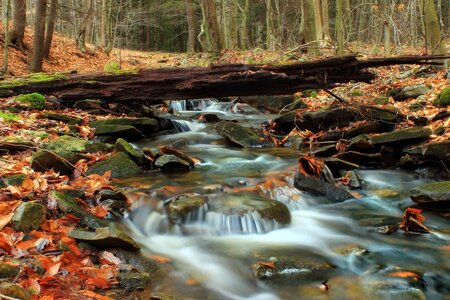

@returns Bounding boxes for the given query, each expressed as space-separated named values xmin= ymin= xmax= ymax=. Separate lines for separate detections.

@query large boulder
xmin=90 ymin=117 xmax=159 ymax=140
xmin=215 ymin=121 xmax=272 ymax=148
xmin=410 ymin=181 xmax=450 ymax=206
xmin=12 ymin=201 xmax=46 ymax=232
xmin=388 ymin=84 xmax=431 ymax=101
xmin=44 ymin=135 xmax=109 ymax=153
xmin=295 ymin=108 xmax=360 ymax=132
xmin=87 ymin=152 xmax=141 ymax=178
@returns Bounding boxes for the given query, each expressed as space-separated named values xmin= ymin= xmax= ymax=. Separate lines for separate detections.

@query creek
xmin=115 ymin=99 xmax=449 ymax=300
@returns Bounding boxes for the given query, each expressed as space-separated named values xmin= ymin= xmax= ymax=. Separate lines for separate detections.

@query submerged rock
xmin=215 ymin=121 xmax=272 ymax=148
xmin=12 ymin=201 xmax=46 ymax=232
xmin=410 ymin=181 xmax=450 ymax=206
xmin=167 ymin=195 xmax=208 ymax=224
xmin=87 ymin=152 xmax=141 ymax=178
xmin=294 ymin=172 xmax=353 ymax=202
xmin=69 ymin=227 xmax=140 ymax=250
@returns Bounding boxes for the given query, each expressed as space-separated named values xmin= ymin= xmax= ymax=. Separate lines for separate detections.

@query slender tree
xmin=2 ymin=0 xmax=11 ymax=73
xmin=335 ymin=0 xmax=344 ymax=55
xmin=185 ymin=0 xmax=196 ymax=52
xmin=422 ymin=0 xmax=446 ymax=54
xmin=30 ymin=0 xmax=47 ymax=73
xmin=301 ymin=0 xmax=318 ymax=55
xmin=44 ymin=0 xmax=58 ymax=58
xmin=200 ymin=0 xmax=222 ymax=50
xmin=10 ymin=0 xmax=25 ymax=49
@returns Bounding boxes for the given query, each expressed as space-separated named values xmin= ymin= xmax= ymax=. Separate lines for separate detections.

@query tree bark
xmin=3 ymin=54 xmax=448 ymax=103
xmin=422 ymin=0 xmax=446 ymax=54
xmin=201 ymin=0 xmax=222 ymax=51
xmin=185 ymin=0 xmax=196 ymax=52
xmin=335 ymin=0 xmax=344 ymax=55
xmin=10 ymin=0 xmax=25 ymax=49
xmin=43 ymin=0 xmax=58 ymax=59
xmin=30 ymin=0 xmax=47 ymax=73
xmin=77 ymin=0 xmax=94 ymax=52
xmin=302 ymin=0 xmax=318 ymax=55
xmin=2 ymin=0 xmax=11 ymax=73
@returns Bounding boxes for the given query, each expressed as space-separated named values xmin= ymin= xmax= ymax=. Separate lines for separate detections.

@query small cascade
xmin=169 ymin=99 xmax=219 ymax=112
xmin=205 ymin=211 xmax=281 ymax=235
xmin=171 ymin=119 xmax=206 ymax=132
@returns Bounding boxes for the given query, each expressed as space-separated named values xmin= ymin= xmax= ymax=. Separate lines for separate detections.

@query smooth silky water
xmin=116 ymin=99 xmax=449 ymax=300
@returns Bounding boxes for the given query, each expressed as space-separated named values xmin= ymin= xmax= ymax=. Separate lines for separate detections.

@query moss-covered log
xmin=0 ymin=54 xmax=448 ymax=102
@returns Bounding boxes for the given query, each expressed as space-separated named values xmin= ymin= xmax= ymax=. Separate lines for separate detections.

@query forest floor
xmin=0 ymin=26 xmax=449 ymax=300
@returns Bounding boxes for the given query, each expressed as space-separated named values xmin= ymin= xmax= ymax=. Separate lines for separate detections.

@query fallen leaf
xmin=79 ymin=290 xmax=114 ymax=300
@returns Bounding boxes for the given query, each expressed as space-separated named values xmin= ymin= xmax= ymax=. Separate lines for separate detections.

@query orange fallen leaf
xmin=79 ymin=290 xmax=114 ymax=300
xmin=148 ymin=255 xmax=171 ymax=264
xmin=388 ymin=271 xmax=421 ymax=279
xmin=85 ymin=277 xmax=110 ymax=289
xmin=0 ymin=200 xmax=21 ymax=230
xmin=91 ymin=205 xmax=109 ymax=218
xmin=255 ymin=262 xmax=276 ymax=269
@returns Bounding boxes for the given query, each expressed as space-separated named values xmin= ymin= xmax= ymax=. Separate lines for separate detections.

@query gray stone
xmin=30 ymin=150 xmax=85 ymax=175
xmin=44 ymin=135 xmax=109 ymax=153
xmin=118 ymin=272 xmax=150 ymax=290
xmin=12 ymin=201 xmax=46 ymax=232
xmin=239 ymin=95 xmax=306 ymax=113
xmin=410 ymin=181 xmax=450 ymax=205
xmin=115 ymin=138 xmax=145 ymax=165
xmin=335 ymin=151 xmax=382 ymax=166
xmin=271 ymin=111 xmax=297 ymax=133
xmin=87 ymin=152 xmax=141 ymax=178
xmin=370 ymin=127 xmax=432 ymax=145
xmin=0 ymin=174 xmax=26 ymax=188
xmin=294 ymin=172 xmax=354 ymax=202
xmin=388 ymin=84 xmax=431 ymax=101
xmin=108 ymin=248 xmax=158 ymax=274
xmin=159 ymin=146 xmax=195 ymax=167
xmin=39 ymin=113 xmax=83 ymax=125
xmin=295 ymin=108 xmax=360 ymax=132
xmin=168 ymin=195 xmax=208 ymax=224
xmin=372 ymin=96 xmax=390 ymax=105
xmin=347 ymin=135 xmax=376 ymax=153
xmin=93 ymin=124 xmax=144 ymax=139
xmin=154 ymin=154 xmax=191 ymax=171
xmin=69 ymin=227 xmax=140 ymax=250
xmin=215 ymin=121 xmax=272 ymax=148
xmin=90 ymin=117 xmax=158 ymax=136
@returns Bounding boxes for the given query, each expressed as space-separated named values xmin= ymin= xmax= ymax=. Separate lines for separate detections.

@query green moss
xmin=0 ymin=73 xmax=66 ymax=89
xmin=104 ymin=61 xmax=120 ymax=73
xmin=0 ymin=111 xmax=19 ymax=122
xmin=416 ymin=181 xmax=450 ymax=193
xmin=351 ymin=90 xmax=363 ymax=96
xmin=15 ymin=93 xmax=46 ymax=109
xmin=433 ymin=87 xmax=450 ymax=107
xmin=302 ymin=89 xmax=319 ymax=98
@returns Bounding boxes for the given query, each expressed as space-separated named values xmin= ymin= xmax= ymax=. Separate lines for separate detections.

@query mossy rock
xmin=302 ymin=89 xmax=319 ymax=97
xmin=115 ymin=138 xmax=145 ymax=165
xmin=51 ymin=191 xmax=110 ymax=229
xmin=12 ymin=201 xmax=46 ymax=232
xmin=39 ymin=113 xmax=83 ymax=125
xmin=31 ymin=150 xmax=84 ymax=175
xmin=44 ymin=135 xmax=109 ymax=153
xmin=215 ymin=121 xmax=272 ymax=148
xmin=0 ymin=283 xmax=32 ymax=300
xmin=0 ymin=263 xmax=20 ymax=279
xmin=168 ymin=195 xmax=207 ymax=224
xmin=372 ymin=96 xmax=390 ymax=105
xmin=370 ymin=127 xmax=432 ymax=145
xmin=0 ymin=136 xmax=35 ymax=152
xmin=365 ymin=106 xmax=398 ymax=122
xmin=434 ymin=87 xmax=450 ymax=107
xmin=69 ymin=227 xmax=140 ymax=250
xmin=0 ymin=174 xmax=26 ymax=188
xmin=295 ymin=108 xmax=360 ymax=132
xmin=93 ymin=124 xmax=144 ymax=140
xmin=73 ymin=99 xmax=107 ymax=109
xmin=118 ymin=272 xmax=150 ymax=290
xmin=90 ymin=117 xmax=158 ymax=132
xmin=387 ymin=84 xmax=431 ymax=101
xmin=15 ymin=93 xmax=46 ymax=109
xmin=154 ymin=154 xmax=191 ymax=171
xmin=87 ymin=152 xmax=141 ymax=178
xmin=410 ymin=181 xmax=450 ymax=205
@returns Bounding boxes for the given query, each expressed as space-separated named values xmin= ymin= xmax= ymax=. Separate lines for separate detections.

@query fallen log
xmin=0 ymin=54 xmax=448 ymax=102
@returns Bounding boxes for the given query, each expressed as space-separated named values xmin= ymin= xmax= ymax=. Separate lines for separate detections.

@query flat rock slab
xmin=69 ymin=227 xmax=140 ymax=250
xmin=215 ymin=121 xmax=272 ymax=148
xmin=87 ymin=152 xmax=141 ymax=178
xmin=370 ymin=127 xmax=431 ymax=145
xmin=410 ymin=181 xmax=450 ymax=206
xmin=294 ymin=172 xmax=353 ymax=202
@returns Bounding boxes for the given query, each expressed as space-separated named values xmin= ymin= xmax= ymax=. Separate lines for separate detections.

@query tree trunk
xmin=222 ymin=0 xmax=238 ymax=49
xmin=335 ymin=0 xmax=344 ymax=55
xmin=265 ymin=0 xmax=275 ymax=50
xmin=10 ymin=0 xmax=25 ymax=49
xmin=43 ymin=0 xmax=58 ymax=59
xmin=302 ymin=0 xmax=318 ymax=55
xmin=77 ymin=0 xmax=94 ymax=52
xmin=30 ymin=0 xmax=47 ymax=73
xmin=238 ymin=0 xmax=249 ymax=49
xmin=422 ymin=0 xmax=446 ymax=54
xmin=2 ymin=0 xmax=11 ymax=73
xmin=185 ymin=0 xmax=196 ymax=52
xmin=321 ymin=0 xmax=330 ymax=42
xmin=201 ymin=0 xmax=222 ymax=51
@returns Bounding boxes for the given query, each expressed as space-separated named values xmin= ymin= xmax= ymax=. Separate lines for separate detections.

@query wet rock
xmin=154 ymin=154 xmax=191 ymax=171
xmin=311 ymin=144 xmax=337 ymax=157
xmin=410 ymin=181 xmax=450 ymax=206
xmin=115 ymin=138 xmax=145 ymax=165
xmin=51 ymin=191 xmax=110 ymax=229
xmin=0 ymin=262 xmax=20 ymax=279
xmin=238 ymin=95 xmax=306 ymax=113
xmin=295 ymin=108 xmax=360 ymax=132
xmin=93 ymin=124 xmax=144 ymax=140
xmin=215 ymin=121 xmax=272 ymax=148
xmin=0 ymin=283 xmax=32 ymax=300
xmin=271 ymin=111 xmax=296 ymax=133
xmin=370 ymin=225 xmax=399 ymax=234
xmin=433 ymin=86 xmax=450 ymax=107
xmin=118 ymin=271 xmax=150 ymax=290
xmin=98 ymin=189 xmax=127 ymax=201
xmin=69 ymin=227 xmax=140 ymax=250
xmin=432 ymin=110 xmax=450 ymax=122
xmin=324 ymin=158 xmax=359 ymax=177
xmin=0 ymin=174 xmax=26 ymax=188
xmin=167 ymin=195 xmax=207 ymax=224
xmin=388 ymin=84 xmax=431 ymax=101
xmin=365 ymin=281 xmax=426 ymax=300
xmin=87 ymin=152 xmax=141 ymax=178
xmin=44 ymin=135 xmax=109 ymax=153
xmin=370 ymin=127 xmax=431 ymax=146
xmin=294 ymin=172 xmax=353 ymax=202
xmin=339 ymin=170 xmax=365 ymax=189
xmin=252 ymin=256 xmax=333 ymax=280
xmin=30 ymin=150 xmax=85 ymax=175
xmin=38 ymin=113 xmax=83 ymax=125
xmin=405 ymin=141 xmax=450 ymax=161
xmin=12 ymin=201 xmax=46 ymax=232
xmin=109 ymin=248 xmax=158 ymax=274
xmin=197 ymin=113 xmax=221 ymax=123
xmin=159 ymin=146 xmax=195 ymax=167
xmin=347 ymin=135 xmax=376 ymax=153
xmin=364 ymin=106 xmax=399 ymax=123
xmin=91 ymin=117 xmax=159 ymax=133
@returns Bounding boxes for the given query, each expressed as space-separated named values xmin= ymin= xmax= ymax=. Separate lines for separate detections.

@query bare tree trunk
xmin=30 ymin=0 xmax=47 ymax=73
xmin=321 ymin=0 xmax=330 ymax=42
xmin=43 ymin=0 xmax=58 ymax=59
xmin=265 ymin=0 xmax=275 ymax=50
xmin=10 ymin=0 xmax=25 ymax=49
xmin=185 ymin=0 xmax=196 ymax=52
xmin=2 ymin=0 xmax=11 ymax=73
xmin=201 ymin=0 xmax=222 ymax=50
xmin=335 ymin=0 xmax=344 ymax=55
xmin=238 ymin=0 xmax=249 ymax=49
xmin=422 ymin=0 xmax=446 ymax=54
xmin=222 ymin=0 xmax=238 ymax=49
xmin=77 ymin=0 xmax=94 ymax=52
xmin=302 ymin=0 xmax=318 ymax=55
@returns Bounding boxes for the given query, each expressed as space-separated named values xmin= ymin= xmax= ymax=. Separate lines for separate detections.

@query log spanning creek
xmin=112 ymin=99 xmax=449 ymax=300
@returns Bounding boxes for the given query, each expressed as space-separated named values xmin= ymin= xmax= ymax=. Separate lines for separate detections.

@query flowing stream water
xmin=116 ymin=99 xmax=449 ymax=300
